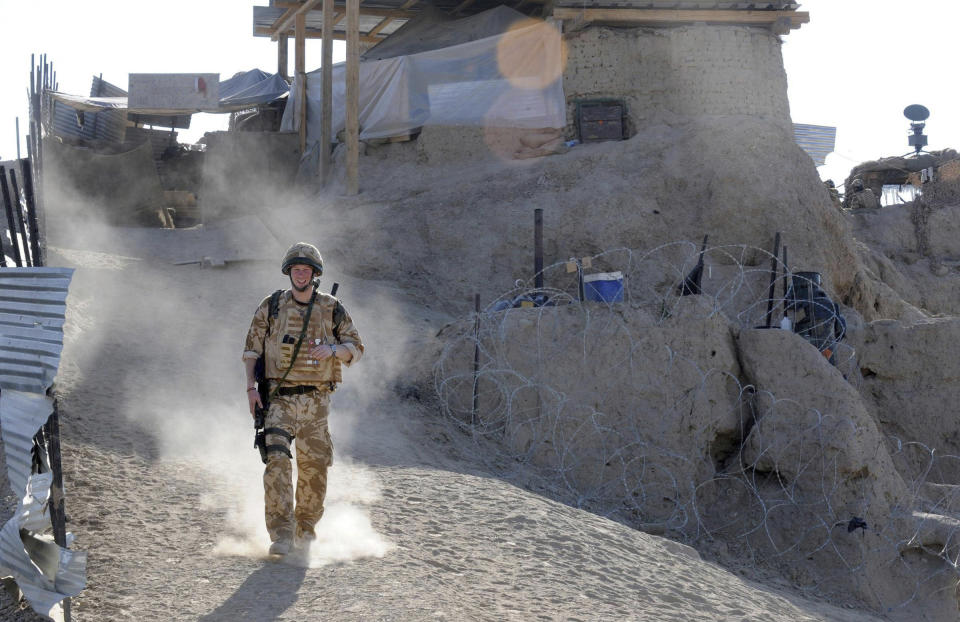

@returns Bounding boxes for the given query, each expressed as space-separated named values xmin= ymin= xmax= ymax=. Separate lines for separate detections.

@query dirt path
xmin=1 ymin=228 xmax=884 ymax=621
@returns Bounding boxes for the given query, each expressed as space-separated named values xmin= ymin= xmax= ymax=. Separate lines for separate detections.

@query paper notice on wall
xmin=128 ymin=73 xmax=220 ymax=111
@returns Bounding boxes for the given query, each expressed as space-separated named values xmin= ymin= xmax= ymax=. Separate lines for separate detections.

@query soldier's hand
xmin=310 ymin=344 xmax=335 ymax=360
xmin=247 ymin=389 xmax=262 ymax=417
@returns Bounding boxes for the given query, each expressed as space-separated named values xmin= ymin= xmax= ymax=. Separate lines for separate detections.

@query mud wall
xmin=563 ymin=24 xmax=792 ymax=137
xmin=42 ymin=138 xmax=165 ymax=225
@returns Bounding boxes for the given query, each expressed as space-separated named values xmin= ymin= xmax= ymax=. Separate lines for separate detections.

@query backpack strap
xmin=267 ymin=289 xmax=283 ymax=330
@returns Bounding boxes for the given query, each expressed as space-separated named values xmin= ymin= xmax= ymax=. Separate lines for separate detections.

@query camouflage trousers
xmin=263 ymin=391 xmax=333 ymax=542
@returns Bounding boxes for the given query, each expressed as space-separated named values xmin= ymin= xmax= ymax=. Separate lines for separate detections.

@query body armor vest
xmin=264 ymin=292 xmax=345 ymax=385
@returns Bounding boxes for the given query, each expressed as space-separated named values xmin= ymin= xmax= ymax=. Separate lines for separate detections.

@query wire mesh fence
xmin=434 ymin=241 xmax=959 ymax=613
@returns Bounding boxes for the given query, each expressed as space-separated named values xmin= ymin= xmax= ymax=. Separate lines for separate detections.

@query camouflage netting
xmin=435 ymin=242 xmax=960 ymax=618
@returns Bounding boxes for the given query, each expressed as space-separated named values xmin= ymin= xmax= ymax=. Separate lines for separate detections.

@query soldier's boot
xmin=269 ymin=538 xmax=293 ymax=556
xmin=295 ymin=522 xmax=317 ymax=548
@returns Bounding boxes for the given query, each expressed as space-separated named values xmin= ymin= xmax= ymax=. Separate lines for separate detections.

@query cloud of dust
xmin=45 ymin=132 xmax=430 ymax=565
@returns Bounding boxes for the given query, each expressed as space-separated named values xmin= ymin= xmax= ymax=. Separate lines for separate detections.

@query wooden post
xmin=1 ymin=166 xmax=23 ymax=267
xmin=472 ymin=293 xmax=481 ymax=426
xmin=763 ymin=232 xmax=782 ymax=328
xmin=295 ymin=13 xmax=307 ymax=154
xmin=91 ymin=74 xmax=103 ymax=139
xmin=278 ymin=35 xmax=289 ymax=81
xmin=781 ymin=245 xmax=789 ymax=301
xmin=44 ymin=399 xmax=71 ymax=621
xmin=345 ymin=0 xmax=360 ymax=195
xmin=29 ymin=54 xmax=45 ymax=242
xmin=15 ymin=117 xmax=21 ymax=160
xmin=20 ymin=159 xmax=43 ymax=267
xmin=0 ymin=174 xmax=6 ymax=266
xmin=534 ymin=209 xmax=543 ymax=289
xmin=8 ymin=168 xmax=31 ymax=266
xmin=320 ymin=0 xmax=334 ymax=184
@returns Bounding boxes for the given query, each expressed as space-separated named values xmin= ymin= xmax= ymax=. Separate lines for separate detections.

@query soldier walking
xmin=242 ymin=243 xmax=364 ymax=555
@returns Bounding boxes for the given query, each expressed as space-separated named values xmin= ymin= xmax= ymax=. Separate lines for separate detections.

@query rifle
xmin=678 ymin=235 xmax=708 ymax=296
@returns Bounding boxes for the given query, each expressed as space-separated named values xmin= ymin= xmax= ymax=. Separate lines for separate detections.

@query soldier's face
xmin=289 ymin=264 xmax=314 ymax=292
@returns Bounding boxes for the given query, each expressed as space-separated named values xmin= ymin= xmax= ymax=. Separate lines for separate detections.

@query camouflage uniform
xmin=243 ymin=290 xmax=363 ymax=542
xmin=847 ymin=188 xmax=880 ymax=210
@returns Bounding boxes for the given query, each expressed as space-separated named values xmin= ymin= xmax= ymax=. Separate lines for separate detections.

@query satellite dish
xmin=904 ymin=104 xmax=930 ymax=122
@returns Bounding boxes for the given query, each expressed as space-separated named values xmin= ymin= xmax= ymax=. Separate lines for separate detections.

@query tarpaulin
xmin=281 ymin=17 xmax=566 ymax=144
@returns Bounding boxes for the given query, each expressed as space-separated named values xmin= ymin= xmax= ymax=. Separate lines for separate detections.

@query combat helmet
xmin=281 ymin=242 xmax=324 ymax=276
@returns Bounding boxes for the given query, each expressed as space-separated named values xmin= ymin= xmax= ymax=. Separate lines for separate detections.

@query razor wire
xmin=434 ymin=241 xmax=960 ymax=616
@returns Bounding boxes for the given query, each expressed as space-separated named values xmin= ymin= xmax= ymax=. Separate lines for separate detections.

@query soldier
xmin=823 ymin=179 xmax=841 ymax=206
xmin=845 ymin=178 xmax=880 ymax=210
xmin=242 ymin=242 xmax=364 ymax=556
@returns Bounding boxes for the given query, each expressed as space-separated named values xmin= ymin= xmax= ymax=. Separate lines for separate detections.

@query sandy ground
xmin=0 ymin=224 xmax=886 ymax=621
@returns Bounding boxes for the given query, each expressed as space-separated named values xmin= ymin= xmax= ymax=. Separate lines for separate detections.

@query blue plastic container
xmin=584 ymin=271 xmax=624 ymax=302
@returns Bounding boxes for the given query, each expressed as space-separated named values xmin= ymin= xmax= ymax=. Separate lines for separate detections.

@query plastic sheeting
xmin=281 ymin=18 xmax=566 ymax=144
xmin=219 ymin=69 xmax=290 ymax=109
xmin=362 ymin=5 xmax=530 ymax=61
xmin=48 ymin=68 xmax=289 ymax=116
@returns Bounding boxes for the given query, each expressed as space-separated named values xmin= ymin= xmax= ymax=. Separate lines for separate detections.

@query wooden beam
xmin=320 ymin=0 xmax=334 ymax=184
xmin=271 ymin=0 xmax=323 ymax=41
xmin=346 ymin=0 xmax=359 ymax=195
xmin=270 ymin=5 xmax=299 ymax=40
xmin=296 ymin=12 xmax=307 ymax=153
xmin=278 ymin=35 xmax=289 ymax=81
xmin=367 ymin=17 xmax=394 ymax=37
xmin=368 ymin=0 xmax=418 ymax=36
xmin=452 ymin=0 xmax=477 ymax=16
xmin=276 ymin=2 xmax=416 ymax=19
xmin=257 ymin=25 xmax=384 ymax=43
xmin=345 ymin=7 xmax=416 ymax=18
xmin=551 ymin=9 xmax=809 ymax=30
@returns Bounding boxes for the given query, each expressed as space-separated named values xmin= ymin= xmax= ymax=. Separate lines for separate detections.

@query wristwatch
xmin=331 ymin=344 xmax=337 ymax=356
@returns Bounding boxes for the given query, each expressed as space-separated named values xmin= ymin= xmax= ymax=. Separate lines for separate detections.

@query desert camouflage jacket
xmin=243 ymin=290 xmax=363 ymax=386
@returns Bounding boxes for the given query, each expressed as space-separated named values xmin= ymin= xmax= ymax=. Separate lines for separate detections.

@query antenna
xmin=904 ymin=104 xmax=930 ymax=154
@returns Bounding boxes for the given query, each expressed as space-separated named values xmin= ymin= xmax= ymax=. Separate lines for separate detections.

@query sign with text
xmin=128 ymin=73 xmax=220 ymax=110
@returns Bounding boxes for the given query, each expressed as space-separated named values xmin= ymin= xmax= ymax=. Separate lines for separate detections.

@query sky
xmin=782 ymin=0 xmax=960 ymax=183
xmin=0 ymin=0 xmax=957 ymax=184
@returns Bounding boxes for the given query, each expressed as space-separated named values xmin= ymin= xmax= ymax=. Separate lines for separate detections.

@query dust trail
xmin=42 ymin=146 xmax=429 ymax=567
xmin=209 ymin=461 xmax=393 ymax=567
xmin=135 ymin=273 xmax=419 ymax=564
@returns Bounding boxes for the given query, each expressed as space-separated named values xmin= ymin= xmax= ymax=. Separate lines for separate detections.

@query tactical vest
xmin=264 ymin=291 xmax=347 ymax=385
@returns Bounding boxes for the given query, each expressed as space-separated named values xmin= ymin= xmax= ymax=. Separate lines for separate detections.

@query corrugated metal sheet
xmin=125 ymin=126 xmax=178 ymax=161
xmin=88 ymin=76 xmax=129 ymax=143
xmin=794 ymin=123 xmax=836 ymax=166
xmin=50 ymin=76 xmax=127 ymax=144
xmin=0 ymin=267 xmax=73 ymax=394
xmin=0 ymin=390 xmax=52 ymax=496
xmin=0 ymin=268 xmax=84 ymax=619
xmin=0 ymin=391 xmax=87 ymax=620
